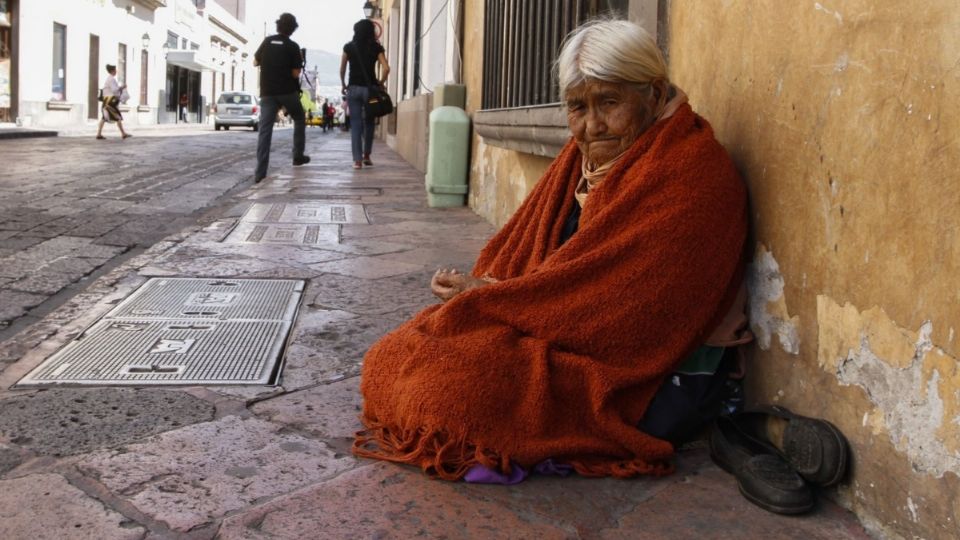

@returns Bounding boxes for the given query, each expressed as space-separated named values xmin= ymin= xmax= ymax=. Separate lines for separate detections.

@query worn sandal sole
xmin=784 ymin=418 xmax=849 ymax=487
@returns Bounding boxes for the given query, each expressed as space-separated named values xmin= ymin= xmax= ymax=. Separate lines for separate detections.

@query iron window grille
xmin=482 ymin=0 xmax=628 ymax=110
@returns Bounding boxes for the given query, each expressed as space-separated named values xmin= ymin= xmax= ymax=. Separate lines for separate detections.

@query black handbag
xmin=351 ymin=43 xmax=393 ymax=118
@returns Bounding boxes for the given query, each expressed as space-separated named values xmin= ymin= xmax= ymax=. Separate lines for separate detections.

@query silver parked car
xmin=214 ymin=91 xmax=259 ymax=131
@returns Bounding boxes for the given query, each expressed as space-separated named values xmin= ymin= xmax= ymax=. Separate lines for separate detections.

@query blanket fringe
xmin=353 ymin=417 xmax=511 ymax=481
xmin=354 ymin=417 xmax=676 ymax=481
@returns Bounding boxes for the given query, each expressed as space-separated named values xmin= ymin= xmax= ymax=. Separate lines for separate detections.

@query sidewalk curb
xmin=0 ymin=128 xmax=58 ymax=140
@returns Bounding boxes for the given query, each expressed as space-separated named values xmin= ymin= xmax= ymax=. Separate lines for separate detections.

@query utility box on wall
xmin=425 ymin=105 xmax=470 ymax=208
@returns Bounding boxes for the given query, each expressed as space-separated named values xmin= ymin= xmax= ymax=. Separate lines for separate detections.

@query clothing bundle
xmin=355 ymin=104 xmax=748 ymax=480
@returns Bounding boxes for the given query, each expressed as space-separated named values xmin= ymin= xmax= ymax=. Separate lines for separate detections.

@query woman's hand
xmin=431 ymin=268 xmax=490 ymax=302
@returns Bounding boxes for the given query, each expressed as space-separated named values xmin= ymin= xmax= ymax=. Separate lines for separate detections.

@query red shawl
xmin=354 ymin=104 xmax=747 ymax=479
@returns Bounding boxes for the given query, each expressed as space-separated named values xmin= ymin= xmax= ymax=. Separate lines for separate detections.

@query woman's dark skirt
xmin=102 ymin=96 xmax=123 ymax=123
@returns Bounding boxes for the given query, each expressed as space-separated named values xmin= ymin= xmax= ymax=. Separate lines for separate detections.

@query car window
xmin=218 ymin=94 xmax=253 ymax=105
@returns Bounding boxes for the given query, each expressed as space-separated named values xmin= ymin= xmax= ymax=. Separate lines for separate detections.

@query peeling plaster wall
xmin=667 ymin=1 xmax=960 ymax=537
xmin=468 ymin=141 xmax=555 ymax=227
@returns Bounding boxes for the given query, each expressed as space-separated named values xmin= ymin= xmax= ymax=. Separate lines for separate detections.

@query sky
xmin=248 ymin=0 xmax=364 ymax=54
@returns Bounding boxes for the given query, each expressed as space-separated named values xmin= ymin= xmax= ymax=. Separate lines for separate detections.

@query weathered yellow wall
xmin=667 ymin=1 xmax=960 ymax=537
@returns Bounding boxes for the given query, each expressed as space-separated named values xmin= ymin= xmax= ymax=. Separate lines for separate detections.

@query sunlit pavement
xmin=0 ymin=133 xmax=869 ymax=538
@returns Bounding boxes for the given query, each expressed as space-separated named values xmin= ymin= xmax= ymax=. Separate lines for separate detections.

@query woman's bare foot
xmin=431 ymin=267 xmax=489 ymax=301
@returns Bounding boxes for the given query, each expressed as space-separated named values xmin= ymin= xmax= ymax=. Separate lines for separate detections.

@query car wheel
xmin=214 ymin=124 xmax=220 ymax=131
xmin=224 ymin=126 xmax=230 ymax=131
xmin=252 ymin=123 xmax=259 ymax=132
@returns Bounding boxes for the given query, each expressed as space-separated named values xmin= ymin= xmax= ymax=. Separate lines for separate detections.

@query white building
xmin=1 ymin=0 xmax=262 ymax=128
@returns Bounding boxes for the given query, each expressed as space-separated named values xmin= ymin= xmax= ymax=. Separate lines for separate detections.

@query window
xmin=118 ymin=43 xmax=127 ymax=84
xmin=166 ymin=31 xmax=178 ymax=50
xmin=241 ymin=70 xmax=245 ymax=91
xmin=482 ymin=0 xmax=629 ymax=109
xmin=51 ymin=23 xmax=67 ymax=101
xmin=218 ymin=93 xmax=252 ymax=105
xmin=140 ymin=49 xmax=148 ymax=105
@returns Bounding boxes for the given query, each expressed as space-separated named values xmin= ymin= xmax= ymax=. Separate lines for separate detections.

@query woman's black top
xmin=558 ymin=203 xmax=582 ymax=246
xmin=343 ymin=41 xmax=385 ymax=87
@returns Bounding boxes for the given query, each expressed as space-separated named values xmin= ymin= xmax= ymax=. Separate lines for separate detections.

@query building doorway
xmin=87 ymin=34 xmax=99 ymax=120
xmin=164 ymin=64 xmax=201 ymax=123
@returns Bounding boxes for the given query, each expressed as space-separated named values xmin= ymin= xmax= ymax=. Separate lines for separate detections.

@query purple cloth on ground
xmin=463 ymin=459 xmax=574 ymax=484
xmin=533 ymin=458 xmax=574 ymax=477
xmin=464 ymin=462 xmax=528 ymax=484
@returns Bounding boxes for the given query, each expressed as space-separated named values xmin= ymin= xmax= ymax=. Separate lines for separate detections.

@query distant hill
xmin=304 ymin=49 xmax=342 ymax=86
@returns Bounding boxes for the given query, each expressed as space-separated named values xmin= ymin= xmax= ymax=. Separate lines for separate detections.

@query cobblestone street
xmin=0 ymin=126 xmax=295 ymax=340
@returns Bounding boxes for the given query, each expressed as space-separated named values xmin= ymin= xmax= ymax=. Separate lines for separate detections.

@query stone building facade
xmin=4 ymin=0 xmax=261 ymax=128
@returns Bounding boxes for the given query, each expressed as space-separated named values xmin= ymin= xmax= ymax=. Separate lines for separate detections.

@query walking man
xmin=253 ymin=12 xmax=310 ymax=182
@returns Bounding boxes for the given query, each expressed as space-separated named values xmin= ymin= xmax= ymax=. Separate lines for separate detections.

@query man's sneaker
xmin=293 ymin=155 xmax=311 ymax=166
xmin=352 ymin=161 xmax=362 ymax=170
xmin=362 ymin=157 xmax=373 ymax=167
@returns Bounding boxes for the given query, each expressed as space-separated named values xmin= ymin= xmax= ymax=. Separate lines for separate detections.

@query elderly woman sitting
xmin=355 ymin=20 xmax=749 ymax=482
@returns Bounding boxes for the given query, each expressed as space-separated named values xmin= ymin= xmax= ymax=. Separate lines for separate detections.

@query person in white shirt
xmin=96 ymin=64 xmax=131 ymax=140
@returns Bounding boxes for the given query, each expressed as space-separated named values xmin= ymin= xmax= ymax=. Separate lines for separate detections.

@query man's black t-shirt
xmin=255 ymin=34 xmax=303 ymax=97
xmin=343 ymin=41 xmax=385 ymax=87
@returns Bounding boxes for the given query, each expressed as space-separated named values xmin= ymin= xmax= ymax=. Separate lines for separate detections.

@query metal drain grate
xmin=222 ymin=222 xmax=340 ymax=245
xmin=241 ymin=202 xmax=370 ymax=224
xmin=16 ymin=278 xmax=305 ymax=387
xmin=108 ymin=278 xmax=303 ymax=321
xmin=17 ymin=319 xmax=289 ymax=385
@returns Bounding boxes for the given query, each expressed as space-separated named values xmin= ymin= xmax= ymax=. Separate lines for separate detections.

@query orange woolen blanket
xmin=354 ymin=104 xmax=747 ymax=480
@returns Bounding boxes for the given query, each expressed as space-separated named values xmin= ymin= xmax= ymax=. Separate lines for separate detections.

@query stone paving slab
xmin=280 ymin=309 xmax=402 ymax=388
xmin=217 ymin=463 xmax=576 ymax=539
xmin=310 ymin=255 xmax=425 ymax=279
xmin=0 ymin=388 xmax=215 ymax=457
xmin=6 ymin=272 xmax=81 ymax=295
xmin=250 ymin=377 xmax=363 ymax=440
xmin=0 ymin=474 xmax=146 ymax=539
xmin=0 ymin=290 xmax=46 ymax=320
xmin=77 ymin=416 xmax=353 ymax=532
xmin=305 ymin=271 xmax=435 ymax=316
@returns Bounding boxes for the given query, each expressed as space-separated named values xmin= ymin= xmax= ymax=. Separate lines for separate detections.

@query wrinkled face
xmin=565 ymin=80 xmax=660 ymax=166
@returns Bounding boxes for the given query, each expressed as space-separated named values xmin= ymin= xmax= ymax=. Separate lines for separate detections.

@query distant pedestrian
xmin=322 ymin=99 xmax=335 ymax=132
xmin=340 ymin=19 xmax=391 ymax=169
xmin=253 ymin=12 xmax=310 ymax=182
xmin=96 ymin=64 xmax=131 ymax=140
xmin=179 ymin=93 xmax=189 ymax=122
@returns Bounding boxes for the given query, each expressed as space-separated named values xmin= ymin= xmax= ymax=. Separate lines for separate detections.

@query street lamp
xmin=362 ymin=1 xmax=379 ymax=19
xmin=141 ymin=33 xmax=151 ymax=49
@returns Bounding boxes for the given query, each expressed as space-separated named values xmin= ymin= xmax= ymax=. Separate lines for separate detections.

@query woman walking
xmin=96 ymin=64 xmax=131 ymax=140
xmin=340 ymin=19 xmax=390 ymax=169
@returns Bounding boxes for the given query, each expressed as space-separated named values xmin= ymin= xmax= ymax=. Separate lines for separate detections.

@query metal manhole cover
xmin=17 ymin=319 xmax=290 ymax=386
xmin=241 ymin=202 xmax=369 ymax=224
xmin=223 ymin=222 xmax=340 ymax=245
xmin=108 ymin=278 xmax=304 ymax=321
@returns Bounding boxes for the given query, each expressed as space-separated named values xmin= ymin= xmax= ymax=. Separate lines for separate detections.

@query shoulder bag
xmin=351 ymin=43 xmax=394 ymax=118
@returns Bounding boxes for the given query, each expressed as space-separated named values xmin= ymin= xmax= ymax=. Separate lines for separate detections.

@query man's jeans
xmin=255 ymin=92 xmax=306 ymax=179
xmin=346 ymin=85 xmax=376 ymax=162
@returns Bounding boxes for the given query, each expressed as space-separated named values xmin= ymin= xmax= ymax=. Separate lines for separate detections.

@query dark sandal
xmin=710 ymin=416 xmax=814 ymax=515
xmin=732 ymin=406 xmax=849 ymax=487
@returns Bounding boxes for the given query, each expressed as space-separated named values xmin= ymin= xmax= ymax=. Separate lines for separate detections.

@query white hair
xmin=555 ymin=19 xmax=668 ymax=98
